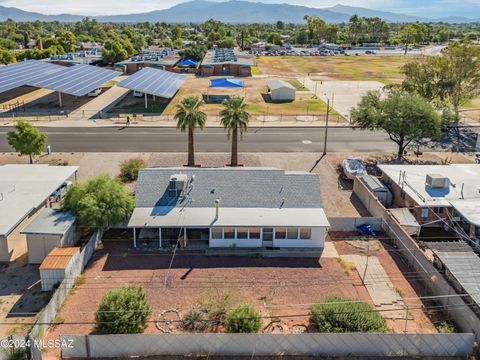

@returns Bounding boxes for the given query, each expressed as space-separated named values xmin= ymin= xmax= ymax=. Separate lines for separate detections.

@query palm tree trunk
xmin=188 ymin=126 xmax=195 ymax=166
xmin=231 ymin=126 xmax=238 ymax=167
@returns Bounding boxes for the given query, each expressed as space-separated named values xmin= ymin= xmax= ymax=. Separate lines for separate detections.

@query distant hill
xmin=0 ymin=0 xmax=478 ymax=23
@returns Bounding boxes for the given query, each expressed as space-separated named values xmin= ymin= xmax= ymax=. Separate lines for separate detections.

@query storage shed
xmin=22 ymin=209 xmax=76 ymax=264
xmin=361 ymin=174 xmax=392 ymax=207
xmin=267 ymin=80 xmax=296 ymax=101
xmin=40 ymin=247 xmax=80 ymax=291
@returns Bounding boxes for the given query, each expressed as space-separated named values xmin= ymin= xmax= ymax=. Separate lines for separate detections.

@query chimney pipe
xmin=215 ymin=198 xmax=220 ymax=219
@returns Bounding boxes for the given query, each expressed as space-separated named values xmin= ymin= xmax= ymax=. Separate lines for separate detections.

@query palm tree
xmin=220 ymin=96 xmax=251 ymax=167
xmin=175 ymin=96 xmax=207 ymax=167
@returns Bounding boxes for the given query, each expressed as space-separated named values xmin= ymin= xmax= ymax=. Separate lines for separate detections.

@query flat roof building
xmin=128 ymin=167 xmax=329 ymax=255
xmin=200 ymin=48 xmax=254 ymax=77
xmin=116 ymin=48 xmax=181 ymax=74
xmin=378 ymin=164 xmax=480 ymax=248
xmin=0 ymin=164 xmax=78 ymax=262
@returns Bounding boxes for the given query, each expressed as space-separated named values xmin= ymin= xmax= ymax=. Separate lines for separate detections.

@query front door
xmin=262 ymin=228 xmax=273 ymax=248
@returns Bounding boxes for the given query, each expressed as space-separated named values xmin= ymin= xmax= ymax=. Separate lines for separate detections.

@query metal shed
xmin=39 ymin=247 xmax=80 ymax=291
xmin=22 ymin=208 xmax=76 ymax=264
xmin=267 ymin=80 xmax=296 ymax=101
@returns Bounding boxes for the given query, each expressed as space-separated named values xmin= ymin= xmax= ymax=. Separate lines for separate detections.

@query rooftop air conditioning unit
xmin=426 ymin=174 xmax=450 ymax=189
xmin=169 ymin=174 xmax=188 ymax=196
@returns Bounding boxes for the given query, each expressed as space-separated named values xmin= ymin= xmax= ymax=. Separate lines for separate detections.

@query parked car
xmin=87 ymin=88 xmax=102 ymax=97
xmin=51 ymin=180 xmax=73 ymax=201
xmin=133 ymin=90 xmax=144 ymax=98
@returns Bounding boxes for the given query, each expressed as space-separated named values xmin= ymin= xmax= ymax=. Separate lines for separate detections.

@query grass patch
xmin=287 ymin=79 xmax=308 ymax=90
xmin=338 ymin=257 xmax=356 ymax=275
xmin=251 ymin=66 xmax=262 ymax=75
xmin=105 ymin=80 xmax=118 ymax=87
xmin=109 ymin=101 xmax=169 ymax=114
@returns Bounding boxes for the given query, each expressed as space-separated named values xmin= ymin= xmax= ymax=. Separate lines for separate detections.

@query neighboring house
xmin=378 ymin=164 xmax=480 ymax=247
xmin=128 ymin=168 xmax=329 ymax=254
xmin=0 ymin=165 xmax=79 ymax=262
xmin=267 ymin=80 xmax=296 ymax=101
xmin=21 ymin=208 xmax=77 ymax=264
xmin=200 ymin=48 xmax=254 ymax=77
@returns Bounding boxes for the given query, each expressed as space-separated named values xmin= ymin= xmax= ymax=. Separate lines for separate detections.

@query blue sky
xmin=1 ymin=0 xmax=479 ymax=18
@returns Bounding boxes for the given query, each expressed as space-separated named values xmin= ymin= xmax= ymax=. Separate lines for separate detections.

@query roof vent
xmin=426 ymin=174 xmax=449 ymax=189
xmin=169 ymin=174 xmax=188 ymax=197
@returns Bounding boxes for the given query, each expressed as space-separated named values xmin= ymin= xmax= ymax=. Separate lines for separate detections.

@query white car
xmin=133 ymin=90 xmax=144 ymax=98
xmin=51 ymin=181 xmax=73 ymax=201
xmin=87 ymin=88 xmax=102 ymax=97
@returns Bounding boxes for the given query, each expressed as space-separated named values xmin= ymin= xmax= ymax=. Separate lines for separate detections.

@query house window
xmin=287 ymin=228 xmax=299 ymax=239
xmin=224 ymin=228 xmax=235 ymax=239
xmin=263 ymin=228 xmax=273 ymax=241
xmin=420 ymin=208 xmax=429 ymax=219
xmin=275 ymin=228 xmax=287 ymax=239
xmin=249 ymin=228 xmax=261 ymax=239
xmin=237 ymin=228 xmax=248 ymax=239
xmin=211 ymin=228 xmax=223 ymax=239
xmin=299 ymin=228 xmax=312 ymax=239
xmin=432 ymin=207 xmax=444 ymax=214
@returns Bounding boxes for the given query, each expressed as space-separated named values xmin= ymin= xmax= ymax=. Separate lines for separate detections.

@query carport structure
xmin=117 ymin=67 xmax=186 ymax=108
xmin=27 ymin=63 xmax=119 ymax=107
xmin=0 ymin=60 xmax=119 ymax=107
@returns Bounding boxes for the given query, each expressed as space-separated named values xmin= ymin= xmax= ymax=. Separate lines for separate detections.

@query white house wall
xmin=27 ymin=234 xmax=63 ymax=264
xmin=209 ymin=238 xmax=262 ymax=248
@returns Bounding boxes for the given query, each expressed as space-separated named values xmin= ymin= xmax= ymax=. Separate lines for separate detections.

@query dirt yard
xmin=160 ymin=77 xmax=333 ymax=116
xmin=256 ymin=56 xmax=410 ymax=84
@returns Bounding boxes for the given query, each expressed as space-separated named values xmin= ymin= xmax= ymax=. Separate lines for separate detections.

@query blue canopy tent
xmin=177 ymin=59 xmax=197 ymax=67
xmin=207 ymin=78 xmax=245 ymax=102
xmin=210 ymin=78 xmax=244 ymax=88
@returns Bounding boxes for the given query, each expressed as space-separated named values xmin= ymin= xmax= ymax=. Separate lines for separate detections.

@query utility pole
xmin=323 ymin=96 xmax=330 ymax=155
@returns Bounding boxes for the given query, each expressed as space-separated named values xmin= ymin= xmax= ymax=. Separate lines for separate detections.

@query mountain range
xmin=0 ymin=0 xmax=478 ymax=23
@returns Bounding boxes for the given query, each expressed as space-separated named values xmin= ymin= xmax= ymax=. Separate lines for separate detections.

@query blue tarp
xmin=178 ymin=59 xmax=197 ymax=67
xmin=210 ymin=78 xmax=244 ymax=88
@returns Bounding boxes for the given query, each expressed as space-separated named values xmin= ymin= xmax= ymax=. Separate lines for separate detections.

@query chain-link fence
xmin=60 ymin=333 xmax=474 ymax=358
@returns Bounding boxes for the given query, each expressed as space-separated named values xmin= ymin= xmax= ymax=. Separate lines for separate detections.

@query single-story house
xmin=378 ymin=164 xmax=480 ymax=247
xmin=267 ymin=80 xmax=296 ymax=101
xmin=128 ymin=168 xmax=329 ymax=254
xmin=0 ymin=165 xmax=79 ymax=262
xmin=22 ymin=208 xmax=77 ymax=264
xmin=200 ymin=48 xmax=254 ymax=77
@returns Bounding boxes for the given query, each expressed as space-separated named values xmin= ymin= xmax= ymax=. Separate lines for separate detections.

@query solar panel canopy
xmin=28 ymin=63 xmax=119 ymax=96
xmin=117 ymin=67 xmax=186 ymax=99
xmin=0 ymin=60 xmax=63 ymax=94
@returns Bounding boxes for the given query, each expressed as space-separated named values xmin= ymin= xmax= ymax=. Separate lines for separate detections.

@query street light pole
xmin=323 ymin=96 xmax=330 ymax=155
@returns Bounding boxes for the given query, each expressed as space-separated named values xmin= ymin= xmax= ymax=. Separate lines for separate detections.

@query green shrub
xmin=95 ymin=287 xmax=151 ymax=334
xmin=310 ymin=296 xmax=387 ymax=333
xmin=119 ymin=158 xmax=145 ymax=182
xmin=225 ymin=304 xmax=261 ymax=333
xmin=4 ymin=346 xmax=25 ymax=360
xmin=181 ymin=309 xmax=209 ymax=332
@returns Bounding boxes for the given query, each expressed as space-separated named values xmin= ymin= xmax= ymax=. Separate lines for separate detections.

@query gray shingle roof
xmin=135 ymin=167 xmax=323 ymax=209
xmin=21 ymin=208 xmax=75 ymax=236
xmin=267 ymin=79 xmax=295 ymax=91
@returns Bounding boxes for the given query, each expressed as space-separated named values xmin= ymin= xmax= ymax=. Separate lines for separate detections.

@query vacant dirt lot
xmin=256 ymin=56 xmax=410 ymax=84
xmin=162 ymin=77 xmax=333 ymax=116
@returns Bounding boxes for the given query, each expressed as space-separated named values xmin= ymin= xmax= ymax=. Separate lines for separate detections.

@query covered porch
xmin=132 ymin=227 xmax=210 ymax=250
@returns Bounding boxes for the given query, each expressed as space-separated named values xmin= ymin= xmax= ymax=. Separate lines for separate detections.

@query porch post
xmin=133 ymin=227 xmax=136 ymax=248
xmin=159 ymin=227 xmax=162 ymax=249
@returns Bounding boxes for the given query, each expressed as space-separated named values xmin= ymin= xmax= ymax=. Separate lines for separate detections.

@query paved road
xmin=0 ymin=127 xmax=400 ymax=153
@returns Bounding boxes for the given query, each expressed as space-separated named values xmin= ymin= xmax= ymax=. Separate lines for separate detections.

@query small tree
xmin=310 ymin=296 xmax=387 ymax=333
xmin=62 ymin=175 xmax=134 ymax=229
xmin=225 ymin=304 xmax=261 ymax=333
xmin=119 ymin=158 xmax=145 ymax=182
xmin=351 ymin=89 xmax=441 ymax=158
xmin=95 ymin=287 xmax=151 ymax=334
xmin=7 ymin=121 xmax=47 ymax=164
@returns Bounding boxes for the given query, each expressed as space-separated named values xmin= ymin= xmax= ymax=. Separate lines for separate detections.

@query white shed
xmin=22 ymin=209 xmax=76 ymax=264
xmin=40 ymin=247 xmax=80 ymax=291
xmin=267 ymin=80 xmax=296 ymax=101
